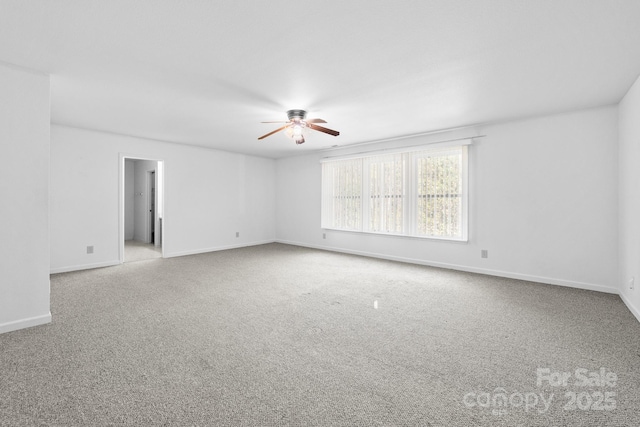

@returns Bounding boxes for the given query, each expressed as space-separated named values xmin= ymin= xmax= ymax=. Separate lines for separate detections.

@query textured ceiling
xmin=1 ymin=0 xmax=640 ymax=158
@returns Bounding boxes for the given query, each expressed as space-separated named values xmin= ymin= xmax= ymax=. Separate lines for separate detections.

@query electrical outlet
xmin=481 ymin=249 xmax=488 ymax=259
xmin=630 ymin=277 xmax=635 ymax=290
xmin=323 ymin=233 xmax=326 ymax=239
xmin=86 ymin=245 xmax=94 ymax=254
xmin=236 ymin=232 xmax=239 ymax=238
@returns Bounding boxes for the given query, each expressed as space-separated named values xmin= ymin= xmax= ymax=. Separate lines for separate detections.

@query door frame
xmin=119 ymin=154 xmax=165 ymax=264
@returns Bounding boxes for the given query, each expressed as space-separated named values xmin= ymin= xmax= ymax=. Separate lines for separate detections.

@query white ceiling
xmin=1 ymin=1 xmax=640 ymax=159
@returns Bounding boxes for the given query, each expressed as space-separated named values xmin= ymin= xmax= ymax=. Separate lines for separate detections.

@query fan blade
xmin=306 ymin=118 xmax=327 ymax=124
xmin=261 ymin=121 xmax=290 ymax=123
xmin=258 ymin=125 xmax=289 ymax=140
xmin=308 ymin=123 xmax=340 ymax=137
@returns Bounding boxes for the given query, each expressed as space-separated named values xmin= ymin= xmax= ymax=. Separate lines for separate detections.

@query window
xmin=369 ymin=154 xmax=404 ymax=233
xmin=415 ymin=147 xmax=464 ymax=238
xmin=321 ymin=143 xmax=469 ymax=241
xmin=321 ymin=158 xmax=362 ymax=231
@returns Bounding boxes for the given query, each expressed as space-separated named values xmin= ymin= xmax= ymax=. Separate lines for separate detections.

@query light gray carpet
xmin=124 ymin=240 xmax=162 ymax=263
xmin=1 ymin=243 xmax=639 ymax=426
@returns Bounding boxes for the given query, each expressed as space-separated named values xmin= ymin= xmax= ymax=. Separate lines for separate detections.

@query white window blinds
xmin=415 ymin=147 xmax=464 ymax=238
xmin=321 ymin=158 xmax=362 ymax=231
xmin=368 ymin=154 xmax=405 ymax=234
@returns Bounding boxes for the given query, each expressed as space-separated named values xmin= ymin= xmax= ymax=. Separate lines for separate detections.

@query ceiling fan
xmin=258 ymin=109 xmax=339 ymax=144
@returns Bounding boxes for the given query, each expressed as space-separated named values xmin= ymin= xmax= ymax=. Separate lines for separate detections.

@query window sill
xmin=321 ymin=227 xmax=469 ymax=243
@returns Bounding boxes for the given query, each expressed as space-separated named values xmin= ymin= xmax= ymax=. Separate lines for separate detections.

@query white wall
xmin=124 ymin=159 xmax=134 ymax=240
xmin=50 ymin=125 xmax=276 ymax=272
xmin=0 ymin=64 xmax=51 ymax=333
xmin=618 ymin=74 xmax=640 ymax=321
xmin=276 ymin=106 xmax=619 ymax=293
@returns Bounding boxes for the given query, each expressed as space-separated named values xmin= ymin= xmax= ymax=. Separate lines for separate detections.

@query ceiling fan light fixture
xmin=285 ymin=121 xmax=307 ymax=139
xmin=292 ymin=124 xmax=304 ymax=136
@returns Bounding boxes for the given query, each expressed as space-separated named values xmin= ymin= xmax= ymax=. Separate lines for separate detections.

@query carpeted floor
xmin=1 ymin=243 xmax=639 ymax=426
xmin=124 ymin=240 xmax=162 ymax=263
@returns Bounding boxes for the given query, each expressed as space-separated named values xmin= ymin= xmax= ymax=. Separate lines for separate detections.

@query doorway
xmin=120 ymin=156 xmax=164 ymax=263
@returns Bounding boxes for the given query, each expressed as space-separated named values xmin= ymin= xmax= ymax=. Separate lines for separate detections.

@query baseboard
xmin=0 ymin=312 xmax=51 ymax=335
xmin=275 ymin=240 xmax=618 ymax=295
xmin=165 ymin=239 xmax=276 ymax=259
xmin=50 ymin=260 xmax=121 ymax=274
xmin=619 ymin=292 xmax=640 ymax=323
xmin=50 ymin=241 xmax=278 ymax=272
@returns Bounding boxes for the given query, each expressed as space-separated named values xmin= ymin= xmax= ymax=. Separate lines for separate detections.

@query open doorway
xmin=120 ymin=156 xmax=164 ymax=263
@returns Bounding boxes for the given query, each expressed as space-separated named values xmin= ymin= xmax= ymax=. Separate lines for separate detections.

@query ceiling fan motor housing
xmin=287 ymin=109 xmax=307 ymax=121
